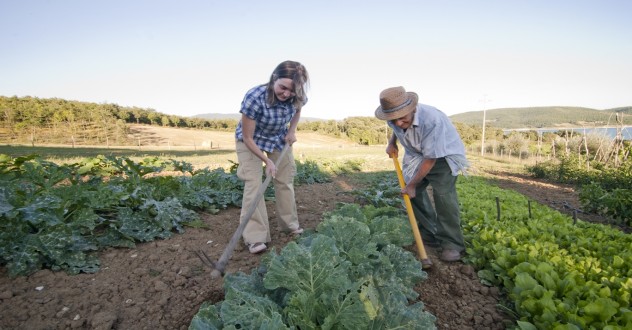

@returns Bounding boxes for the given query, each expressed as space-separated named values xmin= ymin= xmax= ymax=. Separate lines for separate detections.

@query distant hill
xmin=449 ymin=106 xmax=632 ymax=129
xmin=194 ymin=113 xmax=327 ymax=123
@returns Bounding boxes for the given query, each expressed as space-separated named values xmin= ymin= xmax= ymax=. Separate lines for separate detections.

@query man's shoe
xmin=440 ymin=249 xmax=462 ymax=262
xmin=291 ymin=228 xmax=304 ymax=235
xmin=248 ymin=242 xmax=267 ymax=254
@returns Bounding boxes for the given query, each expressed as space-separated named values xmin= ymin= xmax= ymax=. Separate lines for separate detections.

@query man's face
xmin=390 ymin=111 xmax=415 ymax=129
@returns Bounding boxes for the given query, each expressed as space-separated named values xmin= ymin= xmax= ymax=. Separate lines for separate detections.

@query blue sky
xmin=1 ymin=0 xmax=631 ymax=120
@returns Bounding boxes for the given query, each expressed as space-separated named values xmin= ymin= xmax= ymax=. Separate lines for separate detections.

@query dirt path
xmin=482 ymin=168 xmax=629 ymax=233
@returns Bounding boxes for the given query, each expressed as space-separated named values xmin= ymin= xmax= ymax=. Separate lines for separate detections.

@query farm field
xmin=0 ymin=125 xmax=626 ymax=329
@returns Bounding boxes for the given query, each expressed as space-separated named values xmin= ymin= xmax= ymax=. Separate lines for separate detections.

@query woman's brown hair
xmin=265 ymin=60 xmax=310 ymax=110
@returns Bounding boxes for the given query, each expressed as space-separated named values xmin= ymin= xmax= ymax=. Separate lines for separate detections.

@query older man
xmin=375 ymin=86 xmax=470 ymax=262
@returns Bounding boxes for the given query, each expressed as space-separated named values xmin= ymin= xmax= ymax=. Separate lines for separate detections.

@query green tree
xmin=161 ymin=115 xmax=171 ymax=127
xmin=146 ymin=110 xmax=160 ymax=125
xmin=503 ymin=133 xmax=528 ymax=157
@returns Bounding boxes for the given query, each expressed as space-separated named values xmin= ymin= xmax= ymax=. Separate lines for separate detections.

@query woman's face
xmin=273 ymin=78 xmax=296 ymax=102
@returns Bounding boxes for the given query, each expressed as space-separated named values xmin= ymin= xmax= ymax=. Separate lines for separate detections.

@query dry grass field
xmin=128 ymin=124 xmax=358 ymax=150
xmin=1 ymin=125 xmax=393 ymax=171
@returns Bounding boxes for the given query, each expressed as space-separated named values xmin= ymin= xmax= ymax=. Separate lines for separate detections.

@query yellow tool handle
xmin=391 ymin=155 xmax=428 ymax=260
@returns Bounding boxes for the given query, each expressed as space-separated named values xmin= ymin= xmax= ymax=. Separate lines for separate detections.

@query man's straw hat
xmin=374 ymin=86 xmax=418 ymax=120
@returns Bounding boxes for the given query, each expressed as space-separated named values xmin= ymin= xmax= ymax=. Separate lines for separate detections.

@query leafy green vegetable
xmin=222 ymin=271 xmax=288 ymax=330
xmin=0 ymin=154 xmax=240 ymax=276
xmin=188 ymin=302 xmax=223 ymax=330
xmin=190 ymin=204 xmax=436 ymax=329
xmin=459 ymin=176 xmax=632 ymax=329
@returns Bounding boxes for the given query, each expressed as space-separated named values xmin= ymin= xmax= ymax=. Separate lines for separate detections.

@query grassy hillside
xmin=450 ymin=106 xmax=632 ymax=129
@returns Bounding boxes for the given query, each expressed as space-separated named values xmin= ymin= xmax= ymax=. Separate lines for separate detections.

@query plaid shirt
xmin=235 ymin=84 xmax=300 ymax=152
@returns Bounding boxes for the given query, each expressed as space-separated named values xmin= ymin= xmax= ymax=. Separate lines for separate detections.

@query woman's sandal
xmin=248 ymin=242 xmax=267 ymax=254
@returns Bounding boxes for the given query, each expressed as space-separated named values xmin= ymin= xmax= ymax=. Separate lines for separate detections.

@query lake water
xmin=505 ymin=126 xmax=632 ymax=140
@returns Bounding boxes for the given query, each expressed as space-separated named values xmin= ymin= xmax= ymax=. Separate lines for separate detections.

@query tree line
xmin=0 ymin=95 xmax=592 ymax=150
xmin=0 ymin=96 xmax=237 ymax=146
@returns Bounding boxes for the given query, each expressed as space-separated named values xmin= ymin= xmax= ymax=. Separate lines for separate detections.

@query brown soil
xmin=1 ymin=127 xmax=627 ymax=329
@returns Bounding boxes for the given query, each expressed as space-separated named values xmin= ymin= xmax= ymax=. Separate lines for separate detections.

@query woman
xmin=235 ymin=60 xmax=309 ymax=254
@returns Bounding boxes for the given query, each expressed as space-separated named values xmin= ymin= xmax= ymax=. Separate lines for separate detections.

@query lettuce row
xmin=459 ymin=176 xmax=632 ymax=329
xmin=189 ymin=203 xmax=437 ymax=329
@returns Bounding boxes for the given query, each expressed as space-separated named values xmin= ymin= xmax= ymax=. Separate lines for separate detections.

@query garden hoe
xmin=390 ymin=154 xmax=432 ymax=269
xmin=196 ymin=144 xmax=290 ymax=278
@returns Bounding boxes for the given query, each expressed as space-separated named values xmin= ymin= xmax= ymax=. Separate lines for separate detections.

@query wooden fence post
xmin=495 ymin=197 xmax=500 ymax=220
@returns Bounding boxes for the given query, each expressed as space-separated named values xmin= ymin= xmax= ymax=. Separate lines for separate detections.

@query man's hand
xmin=386 ymin=143 xmax=398 ymax=158
xmin=402 ymin=183 xmax=416 ymax=198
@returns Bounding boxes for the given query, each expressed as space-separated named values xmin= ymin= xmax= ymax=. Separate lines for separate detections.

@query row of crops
xmin=2 ymin=154 xmax=631 ymax=329
xmin=0 ymin=154 xmax=337 ymax=277
xmin=459 ymin=176 xmax=631 ymax=329
xmin=528 ymin=154 xmax=632 ymax=226
xmin=0 ymin=154 xmax=243 ymax=277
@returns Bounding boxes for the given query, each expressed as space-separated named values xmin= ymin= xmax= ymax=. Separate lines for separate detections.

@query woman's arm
xmin=241 ymin=114 xmax=276 ymax=176
xmin=285 ymin=109 xmax=301 ymax=145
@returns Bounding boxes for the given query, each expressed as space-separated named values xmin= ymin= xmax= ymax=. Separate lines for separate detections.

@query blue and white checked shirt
xmin=235 ymin=84 xmax=303 ymax=152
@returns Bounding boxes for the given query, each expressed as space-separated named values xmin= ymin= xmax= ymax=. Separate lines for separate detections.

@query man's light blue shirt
xmin=388 ymin=103 xmax=469 ymax=177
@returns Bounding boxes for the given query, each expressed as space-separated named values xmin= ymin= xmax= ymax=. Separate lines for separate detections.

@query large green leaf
xmin=319 ymin=280 xmax=370 ymax=329
xmin=221 ymin=272 xmax=288 ymax=330
xmin=5 ymin=234 xmax=43 ymax=277
xmin=116 ymin=207 xmax=168 ymax=241
xmin=141 ymin=197 xmax=197 ymax=234
xmin=188 ymin=302 xmax=223 ymax=330
xmin=18 ymin=195 xmax=63 ymax=226
xmin=264 ymin=235 xmax=350 ymax=294
xmin=380 ymin=244 xmax=427 ymax=298
xmin=0 ymin=186 xmax=15 ymax=216
xmin=366 ymin=214 xmax=414 ymax=247
xmin=582 ymin=297 xmax=619 ymax=323
xmin=315 ymin=215 xmax=376 ymax=265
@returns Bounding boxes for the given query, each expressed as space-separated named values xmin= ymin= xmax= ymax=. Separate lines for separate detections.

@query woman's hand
xmin=265 ymin=158 xmax=277 ymax=178
xmin=285 ymin=132 xmax=297 ymax=146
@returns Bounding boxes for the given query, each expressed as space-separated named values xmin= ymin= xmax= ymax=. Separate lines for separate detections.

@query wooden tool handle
xmin=390 ymin=154 xmax=428 ymax=260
